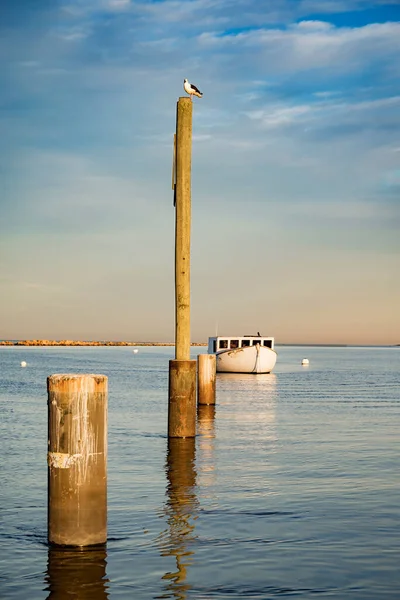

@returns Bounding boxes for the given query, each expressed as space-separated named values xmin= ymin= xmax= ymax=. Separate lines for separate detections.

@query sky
xmin=1 ymin=0 xmax=399 ymax=345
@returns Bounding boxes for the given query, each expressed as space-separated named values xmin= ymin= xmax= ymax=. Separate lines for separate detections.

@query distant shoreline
xmin=0 ymin=340 xmax=207 ymax=347
xmin=0 ymin=340 xmax=397 ymax=347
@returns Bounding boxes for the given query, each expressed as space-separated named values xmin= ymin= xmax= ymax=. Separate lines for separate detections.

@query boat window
xmin=230 ymin=339 xmax=239 ymax=349
xmin=263 ymin=340 xmax=272 ymax=348
xmin=213 ymin=340 xmax=217 ymax=352
xmin=252 ymin=339 xmax=261 ymax=345
xmin=242 ymin=339 xmax=250 ymax=347
xmin=219 ymin=339 xmax=228 ymax=349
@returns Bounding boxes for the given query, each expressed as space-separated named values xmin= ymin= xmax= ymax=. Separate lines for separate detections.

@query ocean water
xmin=0 ymin=345 xmax=399 ymax=599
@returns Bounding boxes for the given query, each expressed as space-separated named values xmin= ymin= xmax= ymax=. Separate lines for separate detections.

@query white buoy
xmin=20 ymin=361 xmax=27 ymax=368
xmin=133 ymin=349 xmax=139 ymax=354
xmin=301 ymin=358 xmax=309 ymax=366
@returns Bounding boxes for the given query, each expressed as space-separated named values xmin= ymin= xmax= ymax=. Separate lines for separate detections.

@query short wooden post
xmin=197 ymin=354 xmax=216 ymax=405
xmin=168 ymin=96 xmax=196 ymax=437
xmin=47 ymin=374 xmax=107 ymax=547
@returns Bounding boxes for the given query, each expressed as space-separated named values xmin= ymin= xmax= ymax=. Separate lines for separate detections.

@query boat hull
xmin=216 ymin=344 xmax=277 ymax=374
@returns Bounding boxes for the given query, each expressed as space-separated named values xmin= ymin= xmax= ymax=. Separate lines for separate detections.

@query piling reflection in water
xmin=158 ymin=438 xmax=199 ymax=600
xmin=44 ymin=545 xmax=109 ymax=599
xmin=197 ymin=404 xmax=216 ymax=489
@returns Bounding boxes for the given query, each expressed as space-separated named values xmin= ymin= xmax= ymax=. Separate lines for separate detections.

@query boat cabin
xmin=208 ymin=336 xmax=275 ymax=354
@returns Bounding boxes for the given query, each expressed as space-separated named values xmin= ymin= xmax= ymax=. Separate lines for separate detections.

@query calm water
xmin=0 ymin=345 xmax=399 ymax=599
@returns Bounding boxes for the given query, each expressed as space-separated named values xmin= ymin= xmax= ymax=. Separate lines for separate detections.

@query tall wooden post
xmin=175 ymin=97 xmax=192 ymax=362
xmin=168 ymin=97 xmax=197 ymax=438
xmin=47 ymin=374 xmax=107 ymax=547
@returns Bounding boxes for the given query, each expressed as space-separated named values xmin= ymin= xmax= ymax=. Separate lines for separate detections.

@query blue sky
xmin=1 ymin=0 xmax=399 ymax=344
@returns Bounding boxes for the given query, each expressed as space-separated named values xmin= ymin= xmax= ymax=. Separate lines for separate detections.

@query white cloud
xmin=198 ymin=21 xmax=400 ymax=74
xmin=108 ymin=0 xmax=131 ymax=9
xmin=58 ymin=30 xmax=89 ymax=41
xmin=294 ymin=20 xmax=334 ymax=30
xmin=313 ymin=90 xmax=340 ymax=98
xmin=192 ymin=133 xmax=213 ymax=141
xmin=17 ymin=60 xmax=40 ymax=68
xmin=246 ymin=104 xmax=313 ymax=128
xmin=245 ymin=95 xmax=400 ymax=131
xmin=282 ymin=199 xmax=394 ymax=220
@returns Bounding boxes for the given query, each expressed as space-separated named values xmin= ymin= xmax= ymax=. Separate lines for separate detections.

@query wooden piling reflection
xmin=197 ymin=404 xmax=216 ymax=488
xmin=45 ymin=545 xmax=109 ymax=599
xmin=197 ymin=403 xmax=216 ymax=435
xmin=158 ymin=438 xmax=198 ymax=599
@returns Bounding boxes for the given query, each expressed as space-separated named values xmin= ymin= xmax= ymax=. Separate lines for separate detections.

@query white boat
xmin=208 ymin=335 xmax=277 ymax=374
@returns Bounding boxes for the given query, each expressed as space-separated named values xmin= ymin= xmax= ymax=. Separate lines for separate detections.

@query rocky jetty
xmin=0 ymin=340 xmax=206 ymax=346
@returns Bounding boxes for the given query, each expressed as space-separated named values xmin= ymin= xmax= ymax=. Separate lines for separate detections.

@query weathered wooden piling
xmin=197 ymin=354 xmax=216 ymax=405
xmin=47 ymin=374 xmax=107 ymax=547
xmin=168 ymin=96 xmax=196 ymax=438
xmin=168 ymin=359 xmax=197 ymax=437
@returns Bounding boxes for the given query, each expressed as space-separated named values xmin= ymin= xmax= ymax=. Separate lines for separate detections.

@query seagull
xmin=183 ymin=78 xmax=203 ymax=100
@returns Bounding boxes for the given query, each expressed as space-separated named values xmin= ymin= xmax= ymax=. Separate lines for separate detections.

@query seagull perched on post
xmin=183 ymin=78 xmax=203 ymax=100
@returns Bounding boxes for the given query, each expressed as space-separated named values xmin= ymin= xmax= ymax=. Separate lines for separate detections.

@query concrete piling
xmin=47 ymin=374 xmax=108 ymax=547
xmin=197 ymin=354 xmax=216 ymax=405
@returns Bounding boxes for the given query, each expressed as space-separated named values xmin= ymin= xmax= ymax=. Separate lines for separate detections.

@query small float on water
xmin=208 ymin=334 xmax=277 ymax=374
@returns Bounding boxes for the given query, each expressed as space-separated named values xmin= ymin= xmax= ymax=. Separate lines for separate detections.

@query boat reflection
xmin=215 ymin=373 xmax=277 ymax=442
xmin=44 ymin=545 xmax=109 ymax=599
xmin=216 ymin=371 xmax=277 ymax=387
xmin=157 ymin=438 xmax=199 ymax=600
